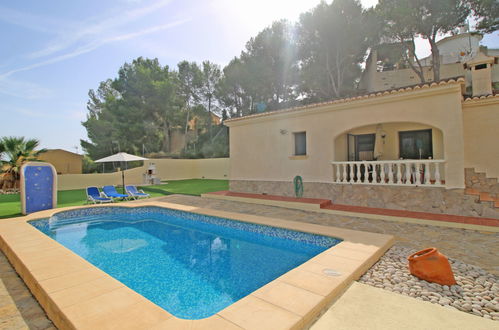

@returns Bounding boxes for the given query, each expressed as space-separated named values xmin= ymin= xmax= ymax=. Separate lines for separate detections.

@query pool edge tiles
xmin=29 ymin=206 xmax=342 ymax=319
xmin=0 ymin=201 xmax=395 ymax=330
xmin=29 ymin=205 xmax=341 ymax=249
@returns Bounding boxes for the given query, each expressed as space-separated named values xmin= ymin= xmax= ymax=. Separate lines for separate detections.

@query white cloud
xmin=0 ymin=77 xmax=53 ymax=99
xmin=0 ymin=5 xmax=71 ymax=34
xmin=68 ymin=109 xmax=88 ymax=121
xmin=2 ymin=104 xmax=86 ymax=120
xmin=27 ymin=0 xmax=175 ymax=59
xmin=134 ymin=38 xmax=208 ymax=64
xmin=0 ymin=19 xmax=189 ymax=79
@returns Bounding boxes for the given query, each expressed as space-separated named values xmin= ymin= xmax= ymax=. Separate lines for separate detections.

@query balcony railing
xmin=331 ymin=159 xmax=445 ymax=187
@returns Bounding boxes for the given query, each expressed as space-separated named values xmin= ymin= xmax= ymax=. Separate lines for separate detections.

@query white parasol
xmin=95 ymin=152 xmax=148 ymax=193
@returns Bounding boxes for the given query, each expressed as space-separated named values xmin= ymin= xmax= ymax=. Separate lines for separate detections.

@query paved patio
xmin=311 ymin=282 xmax=497 ymax=330
xmin=0 ymin=252 xmax=54 ymax=329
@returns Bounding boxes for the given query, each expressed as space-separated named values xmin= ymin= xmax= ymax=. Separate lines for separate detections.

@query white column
xmin=336 ymin=164 xmax=341 ymax=183
xmin=396 ymin=163 xmax=403 ymax=184
xmin=388 ymin=163 xmax=394 ymax=184
xmin=434 ymin=162 xmax=442 ymax=186
xmin=349 ymin=164 xmax=354 ymax=184
xmin=424 ymin=162 xmax=430 ymax=185
xmin=356 ymin=164 xmax=362 ymax=183
xmin=405 ymin=162 xmax=412 ymax=185
xmin=415 ymin=163 xmax=421 ymax=185
xmin=342 ymin=164 xmax=347 ymax=183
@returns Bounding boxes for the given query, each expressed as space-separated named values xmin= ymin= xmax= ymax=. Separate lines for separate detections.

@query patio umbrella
xmin=95 ymin=152 xmax=148 ymax=193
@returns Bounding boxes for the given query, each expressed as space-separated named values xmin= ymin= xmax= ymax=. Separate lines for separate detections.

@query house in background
xmin=169 ymin=112 xmax=222 ymax=154
xmin=359 ymin=32 xmax=499 ymax=96
xmin=225 ymin=51 xmax=499 ymax=220
xmin=38 ymin=149 xmax=83 ymax=174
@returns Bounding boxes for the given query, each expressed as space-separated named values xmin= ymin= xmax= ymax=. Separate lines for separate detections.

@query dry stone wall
xmin=229 ymin=180 xmax=499 ymax=219
xmin=465 ymin=168 xmax=499 ymax=198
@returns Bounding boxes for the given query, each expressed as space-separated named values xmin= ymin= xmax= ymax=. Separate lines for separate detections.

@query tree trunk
xmin=325 ymin=52 xmax=340 ymax=98
xmin=208 ymin=94 xmax=212 ymax=139
xmin=163 ymin=121 xmax=171 ymax=153
xmin=234 ymin=88 xmax=242 ymax=117
xmin=428 ymin=36 xmax=440 ymax=82
xmin=400 ymin=36 xmax=425 ymax=83
xmin=183 ymin=109 xmax=191 ymax=151
xmin=403 ymin=52 xmax=426 ymax=83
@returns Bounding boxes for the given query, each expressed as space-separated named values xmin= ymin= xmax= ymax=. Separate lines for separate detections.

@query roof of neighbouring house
xmin=465 ymin=52 xmax=495 ymax=66
xmin=42 ymin=149 xmax=83 ymax=157
xmin=225 ymin=77 xmax=466 ymax=124
xmin=435 ymin=32 xmax=483 ymax=46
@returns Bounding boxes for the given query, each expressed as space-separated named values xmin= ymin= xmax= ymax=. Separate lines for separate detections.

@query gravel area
xmin=359 ymin=245 xmax=499 ymax=321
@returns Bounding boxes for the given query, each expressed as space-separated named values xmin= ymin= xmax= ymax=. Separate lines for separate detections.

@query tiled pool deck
xmin=0 ymin=251 xmax=55 ymax=329
xmin=0 ymin=199 xmax=394 ymax=329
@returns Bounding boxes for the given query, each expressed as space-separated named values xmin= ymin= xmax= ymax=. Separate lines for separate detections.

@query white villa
xmin=225 ymin=36 xmax=499 ymax=219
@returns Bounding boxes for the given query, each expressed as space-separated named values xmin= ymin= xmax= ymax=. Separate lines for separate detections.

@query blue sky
xmin=1 ymin=0 xmax=497 ymax=153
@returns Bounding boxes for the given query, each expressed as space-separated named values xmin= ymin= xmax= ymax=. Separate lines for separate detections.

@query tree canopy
xmin=81 ymin=0 xmax=495 ymax=160
xmin=298 ymin=0 xmax=369 ymax=100
xmin=374 ymin=0 xmax=495 ymax=82
xmin=0 ymin=136 xmax=46 ymax=190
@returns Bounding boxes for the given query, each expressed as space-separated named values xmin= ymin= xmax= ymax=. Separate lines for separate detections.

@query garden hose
xmin=293 ymin=175 xmax=303 ymax=198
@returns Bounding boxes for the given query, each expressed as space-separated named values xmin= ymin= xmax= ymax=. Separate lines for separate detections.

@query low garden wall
xmin=229 ymin=180 xmax=499 ymax=219
xmin=58 ymin=158 xmax=229 ymax=190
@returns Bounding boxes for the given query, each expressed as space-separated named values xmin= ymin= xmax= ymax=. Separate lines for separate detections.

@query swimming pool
xmin=30 ymin=206 xmax=341 ymax=319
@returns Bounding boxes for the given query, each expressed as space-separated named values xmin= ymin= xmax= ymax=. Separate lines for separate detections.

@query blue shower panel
xmin=21 ymin=163 xmax=57 ymax=214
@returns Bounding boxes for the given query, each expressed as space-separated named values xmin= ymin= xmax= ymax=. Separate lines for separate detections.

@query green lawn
xmin=0 ymin=179 xmax=228 ymax=219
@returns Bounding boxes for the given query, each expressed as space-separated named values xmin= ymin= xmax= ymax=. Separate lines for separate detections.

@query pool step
xmin=204 ymin=191 xmax=332 ymax=211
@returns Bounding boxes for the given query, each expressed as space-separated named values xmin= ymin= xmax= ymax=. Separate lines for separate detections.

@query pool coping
xmin=0 ymin=201 xmax=395 ymax=330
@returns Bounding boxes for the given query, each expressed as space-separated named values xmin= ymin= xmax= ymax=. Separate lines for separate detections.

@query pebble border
xmin=359 ymin=245 xmax=499 ymax=321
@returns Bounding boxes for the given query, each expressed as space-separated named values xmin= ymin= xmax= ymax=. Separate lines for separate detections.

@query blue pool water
xmin=30 ymin=207 xmax=341 ymax=319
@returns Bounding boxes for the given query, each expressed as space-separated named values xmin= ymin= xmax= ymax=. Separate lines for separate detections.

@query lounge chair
xmin=86 ymin=187 xmax=113 ymax=204
xmin=125 ymin=185 xmax=150 ymax=199
xmin=102 ymin=185 xmax=129 ymax=201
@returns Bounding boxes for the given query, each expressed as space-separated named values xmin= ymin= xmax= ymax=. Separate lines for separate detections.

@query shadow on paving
xmin=0 ymin=251 xmax=55 ymax=329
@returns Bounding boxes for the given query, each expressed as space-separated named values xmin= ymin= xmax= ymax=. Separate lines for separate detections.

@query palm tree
xmin=0 ymin=137 xmax=46 ymax=190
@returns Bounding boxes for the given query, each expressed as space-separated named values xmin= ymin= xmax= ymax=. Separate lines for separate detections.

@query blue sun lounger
xmin=125 ymin=185 xmax=150 ymax=199
xmin=86 ymin=186 xmax=113 ymax=204
xmin=102 ymin=185 xmax=129 ymax=201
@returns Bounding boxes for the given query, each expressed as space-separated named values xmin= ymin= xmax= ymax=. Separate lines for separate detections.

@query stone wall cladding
xmin=465 ymin=168 xmax=499 ymax=198
xmin=229 ymin=180 xmax=499 ymax=219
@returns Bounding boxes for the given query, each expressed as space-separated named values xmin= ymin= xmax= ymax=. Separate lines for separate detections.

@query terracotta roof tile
xmin=225 ymin=77 xmax=466 ymax=123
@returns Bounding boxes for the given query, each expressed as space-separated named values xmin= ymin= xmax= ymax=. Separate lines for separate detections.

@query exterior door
xmin=347 ymin=133 xmax=375 ymax=181
xmin=348 ymin=133 xmax=375 ymax=161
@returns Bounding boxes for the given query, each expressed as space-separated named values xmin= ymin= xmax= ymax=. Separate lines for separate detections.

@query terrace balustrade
xmin=331 ymin=159 xmax=446 ymax=187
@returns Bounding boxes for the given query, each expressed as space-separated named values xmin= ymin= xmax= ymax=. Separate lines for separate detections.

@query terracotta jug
xmin=408 ymin=248 xmax=456 ymax=285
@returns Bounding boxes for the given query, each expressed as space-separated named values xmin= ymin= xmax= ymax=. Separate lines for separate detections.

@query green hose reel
xmin=293 ymin=175 xmax=303 ymax=198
